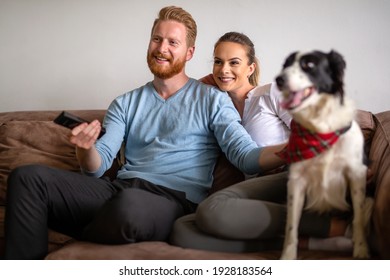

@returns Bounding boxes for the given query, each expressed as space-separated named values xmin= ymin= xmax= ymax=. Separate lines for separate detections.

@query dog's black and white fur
xmin=275 ymin=50 xmax=372 ymax=259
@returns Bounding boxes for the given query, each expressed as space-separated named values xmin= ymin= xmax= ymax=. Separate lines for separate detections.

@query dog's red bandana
xmin=276 ymin=120 xmax=351 ymax=163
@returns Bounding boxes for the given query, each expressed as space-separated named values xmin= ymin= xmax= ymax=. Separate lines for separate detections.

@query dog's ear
xmin=328 ymin=50 xmax=346 ymax=104
xmin=283 ymin=51 xmax=298 ymax=68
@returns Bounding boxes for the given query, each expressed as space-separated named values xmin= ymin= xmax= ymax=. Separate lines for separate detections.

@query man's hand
xmin=70 ymin=120 xmax=102 ymax=150
xmin=259 ymin=143 xmax=288 ymax=172
xmin=70 ymin=120 xmax=103 ymax=172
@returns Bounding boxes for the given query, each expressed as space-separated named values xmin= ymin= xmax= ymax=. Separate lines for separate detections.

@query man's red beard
xmin=147 ymin=52 xmax=186 ymax=79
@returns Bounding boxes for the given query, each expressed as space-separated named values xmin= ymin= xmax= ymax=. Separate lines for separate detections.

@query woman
xmin=171 ymin=32 xmax=352 ymax=253
xmin=201 ymin=33 xmax=291 ymax=148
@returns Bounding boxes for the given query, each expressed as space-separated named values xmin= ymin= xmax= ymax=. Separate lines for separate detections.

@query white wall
xmin=1 ymin=0 xmax=389 ymax=113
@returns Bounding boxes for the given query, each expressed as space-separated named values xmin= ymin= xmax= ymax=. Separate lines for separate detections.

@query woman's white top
xmin=242 ymin=82 xmax=291 ymax=147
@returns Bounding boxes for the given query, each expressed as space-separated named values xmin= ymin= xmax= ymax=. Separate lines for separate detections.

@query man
xmin=4 ymin=6 xmax=285 ymax=259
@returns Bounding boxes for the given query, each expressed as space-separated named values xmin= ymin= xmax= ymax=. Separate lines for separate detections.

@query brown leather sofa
xmin=0 ymin=109 xmax=389 ymax=259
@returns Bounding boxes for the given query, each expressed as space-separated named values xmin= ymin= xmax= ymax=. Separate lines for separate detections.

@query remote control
xmin=53 ymin=111 xmax=106 ymax=138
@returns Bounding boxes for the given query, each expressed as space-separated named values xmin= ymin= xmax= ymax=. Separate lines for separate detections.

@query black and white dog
xmin=275 ymin=50 xmax=372 ymax=259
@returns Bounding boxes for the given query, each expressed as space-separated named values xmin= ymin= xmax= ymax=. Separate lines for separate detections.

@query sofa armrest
xmin=370 ymin=111 xmax=390 ymax=259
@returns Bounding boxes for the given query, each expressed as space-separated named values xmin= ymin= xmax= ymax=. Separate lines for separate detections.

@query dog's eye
xmin=307 ymin=62 xmax=315 ymax=68
xmin=300 ymin=54 xmax=320 ymax=72
xmin=301 ymin=60 xmax=316 ymax=71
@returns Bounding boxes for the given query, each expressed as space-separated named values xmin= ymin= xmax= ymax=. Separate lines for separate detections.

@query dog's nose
xmin=275 ymin=75 xmax=285 ymax=89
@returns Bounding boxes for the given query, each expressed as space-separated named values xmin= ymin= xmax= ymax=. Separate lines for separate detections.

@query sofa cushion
xmin=0 ymin=110 xmax=110 ymax=206
xmin=45 ymin=240 xmax=354 ymax=260
xmin=0 ymin=120 xmax=80 ymax=204
xmin=45 ymin=241 xmax=262 ymax=260
xmin=210 ymin=154 xmax=245 ymax=194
